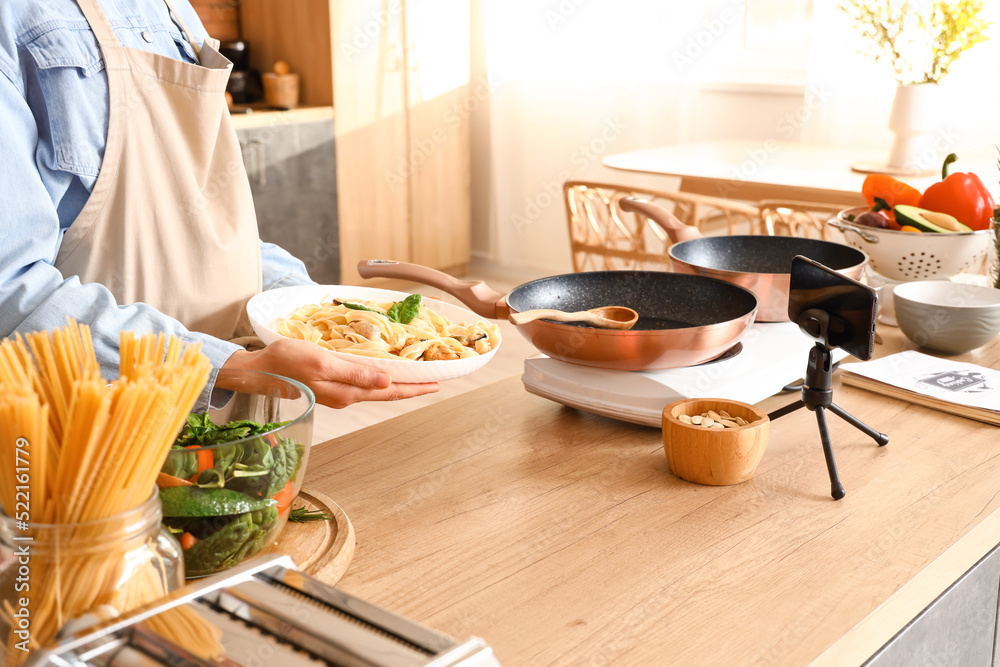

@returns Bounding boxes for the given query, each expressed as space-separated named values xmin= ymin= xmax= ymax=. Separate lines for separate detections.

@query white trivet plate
xmin=521 ymin=322 xmax=849 ymax=427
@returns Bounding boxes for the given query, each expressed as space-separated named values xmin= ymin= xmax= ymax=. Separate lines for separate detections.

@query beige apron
xmin=55 ymin=0 xmax=261 ymax=340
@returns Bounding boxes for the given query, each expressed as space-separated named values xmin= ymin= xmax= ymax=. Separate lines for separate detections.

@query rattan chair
xmin=563 ymin=181 xmax=760 ymax=273
xmin=755 ymin=200 xmax=852 ymax=241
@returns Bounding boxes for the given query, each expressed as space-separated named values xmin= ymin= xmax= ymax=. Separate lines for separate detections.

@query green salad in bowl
xmin=156 ymin=369 xmax=314 ymax=577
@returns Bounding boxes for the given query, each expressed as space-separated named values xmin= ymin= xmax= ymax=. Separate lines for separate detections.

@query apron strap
xmin=161 ymin=0 xmax=203 ymax=62
xmin=73 ymin=0 xmax=128 ymax=70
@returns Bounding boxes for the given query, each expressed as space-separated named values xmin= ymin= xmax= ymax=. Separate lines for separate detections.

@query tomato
xmin=180 ymin=532 xmax=197 ymax=550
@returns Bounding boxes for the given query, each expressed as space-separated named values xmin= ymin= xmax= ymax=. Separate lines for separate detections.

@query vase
xmin=886 ymin=83 xmax=940 ymax=171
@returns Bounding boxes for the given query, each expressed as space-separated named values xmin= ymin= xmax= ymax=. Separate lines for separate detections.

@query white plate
xmin=246 ymin=285 xmax=501 ymax=383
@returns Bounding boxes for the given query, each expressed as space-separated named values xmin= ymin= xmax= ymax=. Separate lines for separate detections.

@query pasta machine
xmin=23 ymin=554 xmax=501 ymax=667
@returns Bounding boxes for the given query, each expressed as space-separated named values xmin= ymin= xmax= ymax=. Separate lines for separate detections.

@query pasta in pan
xmin=277 ymin=295 xmax=500 ymax=362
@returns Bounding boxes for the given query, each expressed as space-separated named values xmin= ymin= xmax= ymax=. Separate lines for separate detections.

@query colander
xmin=829 ymin=207 xmax=991 ymax=281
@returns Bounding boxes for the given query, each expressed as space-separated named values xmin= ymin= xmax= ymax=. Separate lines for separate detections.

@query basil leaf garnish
xmin=386 ymin=293 xmax=422 ymax=324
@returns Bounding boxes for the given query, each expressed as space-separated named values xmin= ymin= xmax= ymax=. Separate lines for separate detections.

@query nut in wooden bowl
xmin=662 ymin=398 xmax=770 ymax=486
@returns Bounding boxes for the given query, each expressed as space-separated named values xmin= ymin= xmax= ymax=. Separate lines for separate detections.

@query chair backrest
xmin=563 ymin=181 xmax=759 ymax=273
xmin=756 ymin=200 xmax=853 ymax=241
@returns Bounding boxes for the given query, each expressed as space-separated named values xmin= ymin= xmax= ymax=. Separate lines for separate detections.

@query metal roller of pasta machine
xmin=24 ymin=554 xmax=501 ymax=667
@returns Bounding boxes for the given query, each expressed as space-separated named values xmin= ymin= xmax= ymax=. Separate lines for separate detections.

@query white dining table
xmin=603 ymin=139 xmax=995 ymax=207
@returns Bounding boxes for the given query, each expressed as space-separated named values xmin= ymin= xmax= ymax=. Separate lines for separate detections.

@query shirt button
xmin=141 ymin=31 xmax=154 ymax=43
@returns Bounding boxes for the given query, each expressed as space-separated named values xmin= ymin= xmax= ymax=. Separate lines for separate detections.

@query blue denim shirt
xmin=0 ymin=0 xmax=314 ymax=405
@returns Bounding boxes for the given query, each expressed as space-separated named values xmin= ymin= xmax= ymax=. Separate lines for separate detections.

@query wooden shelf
xmin=229 ymin=105 xmax=334 ymax=130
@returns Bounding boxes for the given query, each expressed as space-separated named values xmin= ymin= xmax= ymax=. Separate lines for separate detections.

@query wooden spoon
xmin=509 ymin=306 xmax=639 ymax=329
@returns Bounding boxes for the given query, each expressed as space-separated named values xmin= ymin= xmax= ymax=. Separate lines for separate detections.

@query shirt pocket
xmin=23 ymin=25 xmax=108 ymax=182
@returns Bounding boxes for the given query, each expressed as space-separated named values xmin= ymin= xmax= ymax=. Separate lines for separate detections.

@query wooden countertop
xmin=304 ymin=326 xmax=1000 ymax=666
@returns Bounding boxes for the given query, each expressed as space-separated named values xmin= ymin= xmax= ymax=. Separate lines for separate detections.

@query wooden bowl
xmin=662 ymin=398 xmax=770 ymax=486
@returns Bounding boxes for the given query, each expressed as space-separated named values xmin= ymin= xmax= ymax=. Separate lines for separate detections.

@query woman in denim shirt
xmin=0 ymin=0 xmax=438 ymax=408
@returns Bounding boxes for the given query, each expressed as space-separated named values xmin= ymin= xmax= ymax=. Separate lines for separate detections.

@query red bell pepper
xmin=917 ymin=154 xmax=995 ymax=231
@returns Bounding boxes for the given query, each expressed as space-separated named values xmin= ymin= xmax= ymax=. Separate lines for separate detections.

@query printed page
xmin=840 ymin=351 xmax=1000 ymax=412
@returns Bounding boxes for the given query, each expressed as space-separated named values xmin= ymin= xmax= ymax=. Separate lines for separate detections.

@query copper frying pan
xmin=357 ymin=260 xmax=759 ymax=371
xmin=618 ymin=198 xmax=869 ymax=322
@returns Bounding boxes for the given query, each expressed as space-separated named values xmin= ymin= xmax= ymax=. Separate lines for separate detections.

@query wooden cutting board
xmin=272 ymin=487 xmax=355 ymax=584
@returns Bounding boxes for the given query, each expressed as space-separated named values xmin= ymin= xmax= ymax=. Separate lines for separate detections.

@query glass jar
xmin=0 ymin=489 xmax=182 ymax=657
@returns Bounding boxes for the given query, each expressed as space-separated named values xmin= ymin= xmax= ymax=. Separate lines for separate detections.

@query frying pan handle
xmin=357 ymin=260 xmax=508 ymax=320
xmin=618 ymin=198 xmax=702 ymax=244
xmin=828 ymin=220 xmax=881 ymax=244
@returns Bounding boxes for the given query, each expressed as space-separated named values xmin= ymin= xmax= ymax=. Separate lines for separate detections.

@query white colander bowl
xmin=830 ymin=207 xmax=991 ymax=282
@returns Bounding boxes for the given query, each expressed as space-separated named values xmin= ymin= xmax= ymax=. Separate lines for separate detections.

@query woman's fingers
xmin=222 ymin=338 xmax=440 ymax=408
xmin=311 ymin=380 xmax=440 ymax=409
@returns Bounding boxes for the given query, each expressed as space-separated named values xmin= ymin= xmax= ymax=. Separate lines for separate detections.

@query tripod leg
xmin=827 ymin=403 xmax=889 ymax=447
xmin=814 ymin=406 xmax=846 ymax=500
xmin=767 ymin=400 xmax=807 ymax=421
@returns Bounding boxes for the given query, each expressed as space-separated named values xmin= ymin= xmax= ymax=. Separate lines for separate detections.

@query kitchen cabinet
xmin=234 ymin=0 xmax=471 ymax=285
xmin=331 ymin=0 xmax=472 ymax=284
xmin=230 ymin=0 xmax=472 ymax=283
xmin=864 ymin=545 xmax=1000 ymax=667
xmin=235 ymin=116 xmax=340 ymax=285
xmin=238 ymin=0 xmax=335 ymax=108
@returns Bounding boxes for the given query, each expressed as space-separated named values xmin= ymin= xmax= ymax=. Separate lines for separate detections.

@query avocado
xmin=895 ymin=205 xmax=972 ymax=233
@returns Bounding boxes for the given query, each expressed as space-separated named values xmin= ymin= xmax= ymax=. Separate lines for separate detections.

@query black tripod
xmin=768 ymin=342 xmax=889 ymax=500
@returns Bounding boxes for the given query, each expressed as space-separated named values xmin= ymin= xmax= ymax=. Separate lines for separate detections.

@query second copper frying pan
xmin=357 ymin=260 xmax=759 ymax=371
xmin=619 ymin=198 xmax=869 ymax=322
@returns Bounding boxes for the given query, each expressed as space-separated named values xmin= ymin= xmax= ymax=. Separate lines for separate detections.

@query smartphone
xmin=787 ymin=255 xmax=878 ymax=360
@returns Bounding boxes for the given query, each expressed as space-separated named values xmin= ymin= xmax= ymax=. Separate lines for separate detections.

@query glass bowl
xmin=157 ymin=369 xmax=314 ymax=577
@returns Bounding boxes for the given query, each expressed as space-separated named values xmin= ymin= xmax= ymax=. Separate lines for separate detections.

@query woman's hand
xmin=222 ymin=338 xmax=439 ymax=408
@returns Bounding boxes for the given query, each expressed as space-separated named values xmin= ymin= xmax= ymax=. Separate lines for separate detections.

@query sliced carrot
xmin=185 ymin=445 xmax=214 ymax=473
xmin=197 ymin=449 xmax=214 ymax=472
xmin=157 ymin=471 xmax=193 ymax=488
xmin=180 ymin=532 xmax=197 ymax=550
xmin=273 ymin=480 xmax=295 ymax=516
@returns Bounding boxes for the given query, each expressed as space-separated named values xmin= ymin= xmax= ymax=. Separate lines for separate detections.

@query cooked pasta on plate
xmin=277 ymin=294 xmax=500 ymax=362
xmin=246 ymin=285 xmax=503 ymax=383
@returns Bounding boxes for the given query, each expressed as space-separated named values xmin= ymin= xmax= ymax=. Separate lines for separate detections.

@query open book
xmin=840 ymin=351 xmax=1000 ymax=426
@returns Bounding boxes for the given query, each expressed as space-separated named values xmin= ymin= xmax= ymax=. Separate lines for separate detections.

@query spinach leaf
xmin=161 ymin=446 xmax=197 ymax=479
xmin=178 ymin=506 xmax=280 ymax=576
xmin=386 ymin=293 xmax=422 ymax=324
xmin=266 ymin=437 xmax=305 ymax=497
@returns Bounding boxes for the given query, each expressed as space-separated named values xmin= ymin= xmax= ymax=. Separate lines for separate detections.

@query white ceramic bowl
xmin=247 ymin=285 xmax=501 ymax=383
xmin=831 ymin=208 xmax=991 ymax=282
xmin=893 ymin=281 xmax=1000 ymax=354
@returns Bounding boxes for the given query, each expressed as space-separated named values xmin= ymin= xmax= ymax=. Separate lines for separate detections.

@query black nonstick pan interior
xmin=505 ymin=271 xmax=758 ymax=329
xmin=671 ymin=236 xmax=867 ymax=274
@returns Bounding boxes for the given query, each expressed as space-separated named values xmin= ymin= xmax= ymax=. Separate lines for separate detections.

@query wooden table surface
xmin=603 ymin=140 xmax=998 ymax=207
xmin=305 ymin=326 xmax=1000 ymax=666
